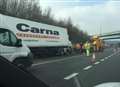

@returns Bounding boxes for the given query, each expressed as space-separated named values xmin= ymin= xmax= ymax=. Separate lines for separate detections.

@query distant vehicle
xmin=0 ymin=14 xmax=72 ymax=57
xmin=91 ymin=35 xmax=104 ymax=52
xmin=0 ymin=28 xmax=33 ymax=68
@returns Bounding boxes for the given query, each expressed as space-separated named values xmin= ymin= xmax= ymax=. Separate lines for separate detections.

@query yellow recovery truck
xmin=91 ymin=35 xmax=104 ymax=52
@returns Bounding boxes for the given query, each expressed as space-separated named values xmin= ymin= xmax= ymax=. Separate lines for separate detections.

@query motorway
xmin=29 ymin=48 xmax=120 ymax=87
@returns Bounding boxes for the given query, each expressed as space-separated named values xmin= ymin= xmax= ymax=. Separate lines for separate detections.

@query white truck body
xmin=0 ymin=14 xmax=72 ymax=56
xmin=0 ymin=14 xmax=71 ymax=47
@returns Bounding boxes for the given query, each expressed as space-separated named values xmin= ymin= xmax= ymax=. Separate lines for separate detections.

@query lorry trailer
xmin=0 ymin=14 xmax=72 ymax=57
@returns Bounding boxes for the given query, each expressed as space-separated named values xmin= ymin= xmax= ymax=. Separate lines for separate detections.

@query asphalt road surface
xmin=29 ymin=48 xmax=120 ymax=87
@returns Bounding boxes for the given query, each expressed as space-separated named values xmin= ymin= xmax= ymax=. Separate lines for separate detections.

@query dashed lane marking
xmin=33 ymin=50 xmax=120 ymax=67
xmin=32 ymin=55 xmax=80 ymax=66
xmin=64 ymin=73 xmax=79 ymax=80
xmin=94 ymin=61 xmax=100 ymax=65
xmin=83 ymin=65 xmax=93 ymax=71
xmin=83 ymin=51 xmax=120 ymax=71
xmin=64 ymin=51 xmax=120 ymax=80
xmin=105 ymin=57 xmax=108 ymax=60
xmin=101 ymin=59 xmax=105 ymax=62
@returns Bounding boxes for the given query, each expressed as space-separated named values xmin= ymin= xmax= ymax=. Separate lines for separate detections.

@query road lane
xmin=29 ymin=49 xmax=120 ymax=87
xmin=32 ymin=48 xmax=113 ymax=66
xmin=79 ymin=51 xmax=120 ymax=87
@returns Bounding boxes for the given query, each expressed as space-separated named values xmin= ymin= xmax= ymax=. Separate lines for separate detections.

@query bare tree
xmin=0 ymin=0 xmax=89 ymax=43
xmin=0 ymin=0 xmax=8 ymax=14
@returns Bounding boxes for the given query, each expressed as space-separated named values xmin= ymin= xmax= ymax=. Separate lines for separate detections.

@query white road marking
xmin=33 ymin=49 xmax=120 ymax=67
xmin=103 ymin=51 xmax=119 ymax=60
xmin=73 ymin=77 xmax=82 ymax=87
xmin=83 ymin=51 xmax=119 ymax=71
xmin=83 ymin=65 xmax=93 ymax=70
xmin=108 ymin=54 xmax=114 ymax=57
xmin=64 ymin=73 xmax=79 ymax=80
xmin=94 ymin=62 xmax=100 ymax=65
xmin=64 ymin=73 xmax=82 ymax=87
xmin=101 ymin=59 xmax=105 ymax=62
xmin=105 ymin=57 xmax=108 ymax=60
xmin=32 ymin=55 xmax=80 ymax=66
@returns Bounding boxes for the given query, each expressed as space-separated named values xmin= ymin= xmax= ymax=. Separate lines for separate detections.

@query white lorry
xmin=0 ymin=14 xmax=72 ymax=58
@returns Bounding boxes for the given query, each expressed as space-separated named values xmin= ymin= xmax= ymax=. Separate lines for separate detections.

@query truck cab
xmin=0 ymin=28 xmax=33 ymax=69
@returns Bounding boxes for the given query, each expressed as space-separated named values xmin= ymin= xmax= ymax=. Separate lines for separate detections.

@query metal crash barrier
xmin=0 ymin=56 xmax=49 ymax=87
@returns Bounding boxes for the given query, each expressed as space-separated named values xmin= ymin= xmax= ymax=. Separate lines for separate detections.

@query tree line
xmin=0 ymin=0 xmax=89 ymax=44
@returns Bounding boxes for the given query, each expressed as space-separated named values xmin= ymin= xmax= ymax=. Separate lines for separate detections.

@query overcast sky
xmin=39 ymin=0 xmax=120 ymax=35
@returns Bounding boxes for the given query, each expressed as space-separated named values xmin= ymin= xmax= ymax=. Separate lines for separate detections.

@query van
xmin=0 ymin=28 xmax=33 ymax=68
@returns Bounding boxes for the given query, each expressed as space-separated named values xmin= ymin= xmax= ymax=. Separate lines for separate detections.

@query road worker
xmin=84 ymin=41 xmax=91 ymax=56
